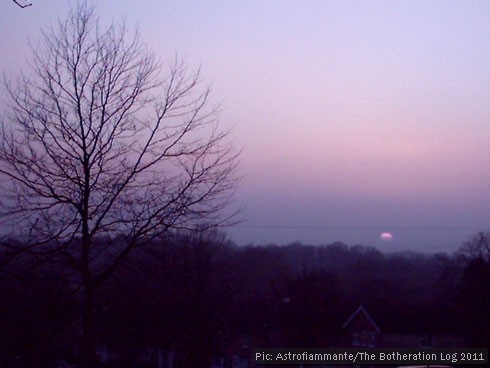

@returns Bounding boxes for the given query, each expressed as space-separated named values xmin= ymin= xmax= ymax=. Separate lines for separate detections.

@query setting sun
xmin=380 ymin=232 xmax=394 ymax=241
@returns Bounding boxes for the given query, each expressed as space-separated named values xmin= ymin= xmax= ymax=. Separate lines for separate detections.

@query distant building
xmin=338 ymin=306 xmax=380 ymax=348
xmin=338 ymin=304 xmax=466 ymax=349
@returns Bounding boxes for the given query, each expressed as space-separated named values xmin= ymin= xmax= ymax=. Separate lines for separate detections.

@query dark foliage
xmin=2 ymin=233 xmax=483 ymax=367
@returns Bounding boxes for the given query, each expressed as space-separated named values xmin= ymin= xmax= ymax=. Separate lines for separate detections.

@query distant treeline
xmin=0 ymin=230 xmax=489 ymax=367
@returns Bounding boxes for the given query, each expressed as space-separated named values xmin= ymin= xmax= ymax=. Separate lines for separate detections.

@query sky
xmin=2 ymin=0 xmax=490 ymax=253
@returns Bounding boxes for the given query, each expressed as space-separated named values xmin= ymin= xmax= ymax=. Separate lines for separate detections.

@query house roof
xmin=345 ymin=304 xmax=463 ymax=335
xmin=342 ymin=305 xmax=380 ymax=332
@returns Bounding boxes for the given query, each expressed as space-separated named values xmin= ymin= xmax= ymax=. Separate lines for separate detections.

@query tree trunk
xmin=81 ymin=284 xmax=96 ymax=368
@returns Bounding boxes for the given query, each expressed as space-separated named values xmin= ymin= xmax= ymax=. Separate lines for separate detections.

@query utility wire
xmin=221 ymin=224 xmax=483 ymax=232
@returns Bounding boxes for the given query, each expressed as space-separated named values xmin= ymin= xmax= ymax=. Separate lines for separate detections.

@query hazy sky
xmin=2 ymin=1 xmax=490 ymax=252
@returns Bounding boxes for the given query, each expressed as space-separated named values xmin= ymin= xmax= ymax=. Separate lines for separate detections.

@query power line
xmin=221 ymin=224 xmax=484 ymax=232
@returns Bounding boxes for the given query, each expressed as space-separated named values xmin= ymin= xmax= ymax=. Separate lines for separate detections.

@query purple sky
xmin=2 ymin=1 xmax=490 ymax=252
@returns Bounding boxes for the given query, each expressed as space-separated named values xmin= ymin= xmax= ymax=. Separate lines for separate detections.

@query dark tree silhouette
xmin=280 ymin=269 xmax=341 ymax=347
xmin=458 ymin=231 xmax=490 ymax=262
xmin=460 ymin=256 xmax=490 ymax=346
xmin=0 ymin=3 xmax=238 ymax=366
xmin=95 ymin=229 xmax=233 ymax=368
xmin=457 ymin=232 xmax=490 ymax=347
xmin=149 ymin=230 xmax=233 ymax=368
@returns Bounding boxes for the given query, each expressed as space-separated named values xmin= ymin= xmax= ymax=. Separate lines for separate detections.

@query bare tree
xmin=458 ymin=232 xmax=490 ymax=263
xmin=0 ymin=2 xmax=238 ymax=366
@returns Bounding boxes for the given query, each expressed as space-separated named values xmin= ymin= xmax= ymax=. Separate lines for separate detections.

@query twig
xmin=13 ymin=0 xmax=32 ymax=8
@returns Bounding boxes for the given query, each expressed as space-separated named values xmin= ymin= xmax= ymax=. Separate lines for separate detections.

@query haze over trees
xmin=0 ymin=3 xmax=238 ymax=366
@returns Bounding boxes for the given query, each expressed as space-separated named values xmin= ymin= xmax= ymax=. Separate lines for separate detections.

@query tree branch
xmin=13 ymin=0 xmax=32 ymax=8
